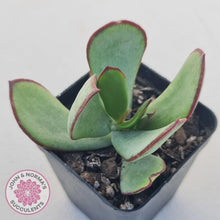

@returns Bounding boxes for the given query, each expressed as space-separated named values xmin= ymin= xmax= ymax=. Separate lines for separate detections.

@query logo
xmin=5 ymin=170 xmax=50 ymax=215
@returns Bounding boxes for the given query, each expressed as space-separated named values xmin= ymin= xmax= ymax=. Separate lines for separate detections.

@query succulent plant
xmin=9 ymin=20 xmax=205 ymax=195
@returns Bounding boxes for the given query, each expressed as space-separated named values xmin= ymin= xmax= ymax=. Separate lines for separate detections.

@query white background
xmin=0 ymin=0 xmax=219 ymax=219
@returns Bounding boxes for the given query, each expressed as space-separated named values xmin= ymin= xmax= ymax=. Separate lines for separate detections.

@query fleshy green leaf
xmin=112 ymin=118 xmax=186 ymax=161
xmin=120 ymin=155 xmax=166 ymax=194
xmin=68 ymin=74 xmax=112 ymax=139
xmin=97 ymin=67 xmax=128 ymax=122
xmin=116 ymin=98 xmax=153 ymax=130
xmin=10 ymin=79 xmax=111 ymax=151
xmin=87 ymin=20 xmax=147 ymax=108
xmin=138 ymin=49 xmax=205 ymax=130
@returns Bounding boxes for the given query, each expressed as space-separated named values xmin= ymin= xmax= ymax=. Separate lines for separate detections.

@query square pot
xmin=40 ymin=63 xmax=217 ymax=220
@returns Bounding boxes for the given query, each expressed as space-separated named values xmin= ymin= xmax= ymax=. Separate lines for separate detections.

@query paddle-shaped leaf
xmin=120 ymin=155 xmax=166 ymax=194
xmin=116 ymin=98 xmax=153 ymax=130
xmin=87 ymin=20 xmax=147 ymax=107
xmin=138 ymin=49 xmax=205 ymax=130
xmin=10 ymin=79 xmax=111 ymax=150
xmin=68 ymin=74 xmax=112 ymax=140
xmin=97 ymin=67 xmax=128 ymax=122
xmin=112 ymin=118 xmax=186 ymax=161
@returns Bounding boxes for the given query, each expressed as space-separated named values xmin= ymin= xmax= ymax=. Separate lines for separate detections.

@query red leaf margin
xmin=187 ymin=48 xmax=205 ymax=119
xmin=121 ymin=158 xmax=166 ymax=195
xmin=125 ymin=118 xmax=187 ymax=162
xmin=9 ymin=79 xmax=65 ymax=150
xmin=87 ymin=20 xmax=147 ymax=76
xmin=69 ymin=74 xmax=101 ymax=140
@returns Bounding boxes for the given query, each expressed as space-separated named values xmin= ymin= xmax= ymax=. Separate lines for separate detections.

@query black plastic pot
xmin=41 ymin=64 xmax=217 ymax=220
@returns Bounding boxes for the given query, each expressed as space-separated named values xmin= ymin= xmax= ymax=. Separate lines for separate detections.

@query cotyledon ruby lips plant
xmin=9 ymin=20 xmax=205 ymax=195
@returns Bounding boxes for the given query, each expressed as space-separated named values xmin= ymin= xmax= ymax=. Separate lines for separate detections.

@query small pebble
xmin=137 ymin=99 xmax=143 ymax=104
xmin=133 ymin=88 xmax=143 ymax=97
xmin=63 ymin=153 xmax=84 ymax=174
xmin=117 ymin=167 xmax=120 ymax=176
xmin=140 ymin=87 xmax=154 ymax=91
xmin=179 ymin=146 xmax=184 ymax=160
xmin=111 ymin=183 xmax=119 ymax=192
xmin=165 ymin=139 xmax=172 ymax=148
xmin=94 ymin=181 xmax=100 ymax=189
xmin=98 ymin=190 xmax=105 ymax=196
xmin=101 ymin=157 xmax=119 ymax=179
xmin=86 ymin=154 xmax=101 ymax=170
xmin=92 ymin=147 xmax=116 ymax=158
xmin=171 ymin=161 xmax=178 ymax=167
xmin=161 ymin=148 xmax=181 ymax=162
xmin=101 ymin=175 xmax=111 ymax=185
xmin=120 ymin=201 xmax=134 ymax=210
xmin=170 ymin=167 xmax=177 ymax=174
xmin=139 ymin=95 xmax=144 ymax=100
xmin=197 ymin=136 xmax=203 ymax=143
xmin=80 ymin=172 xmax=99 ymax=185
xmin=105 ymin=185 xmax=115 ymax=198
xmin=186 ymin=136 xmax=197 ymax=144
xmin=175 ymin=128 xmax=187 ymax=145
